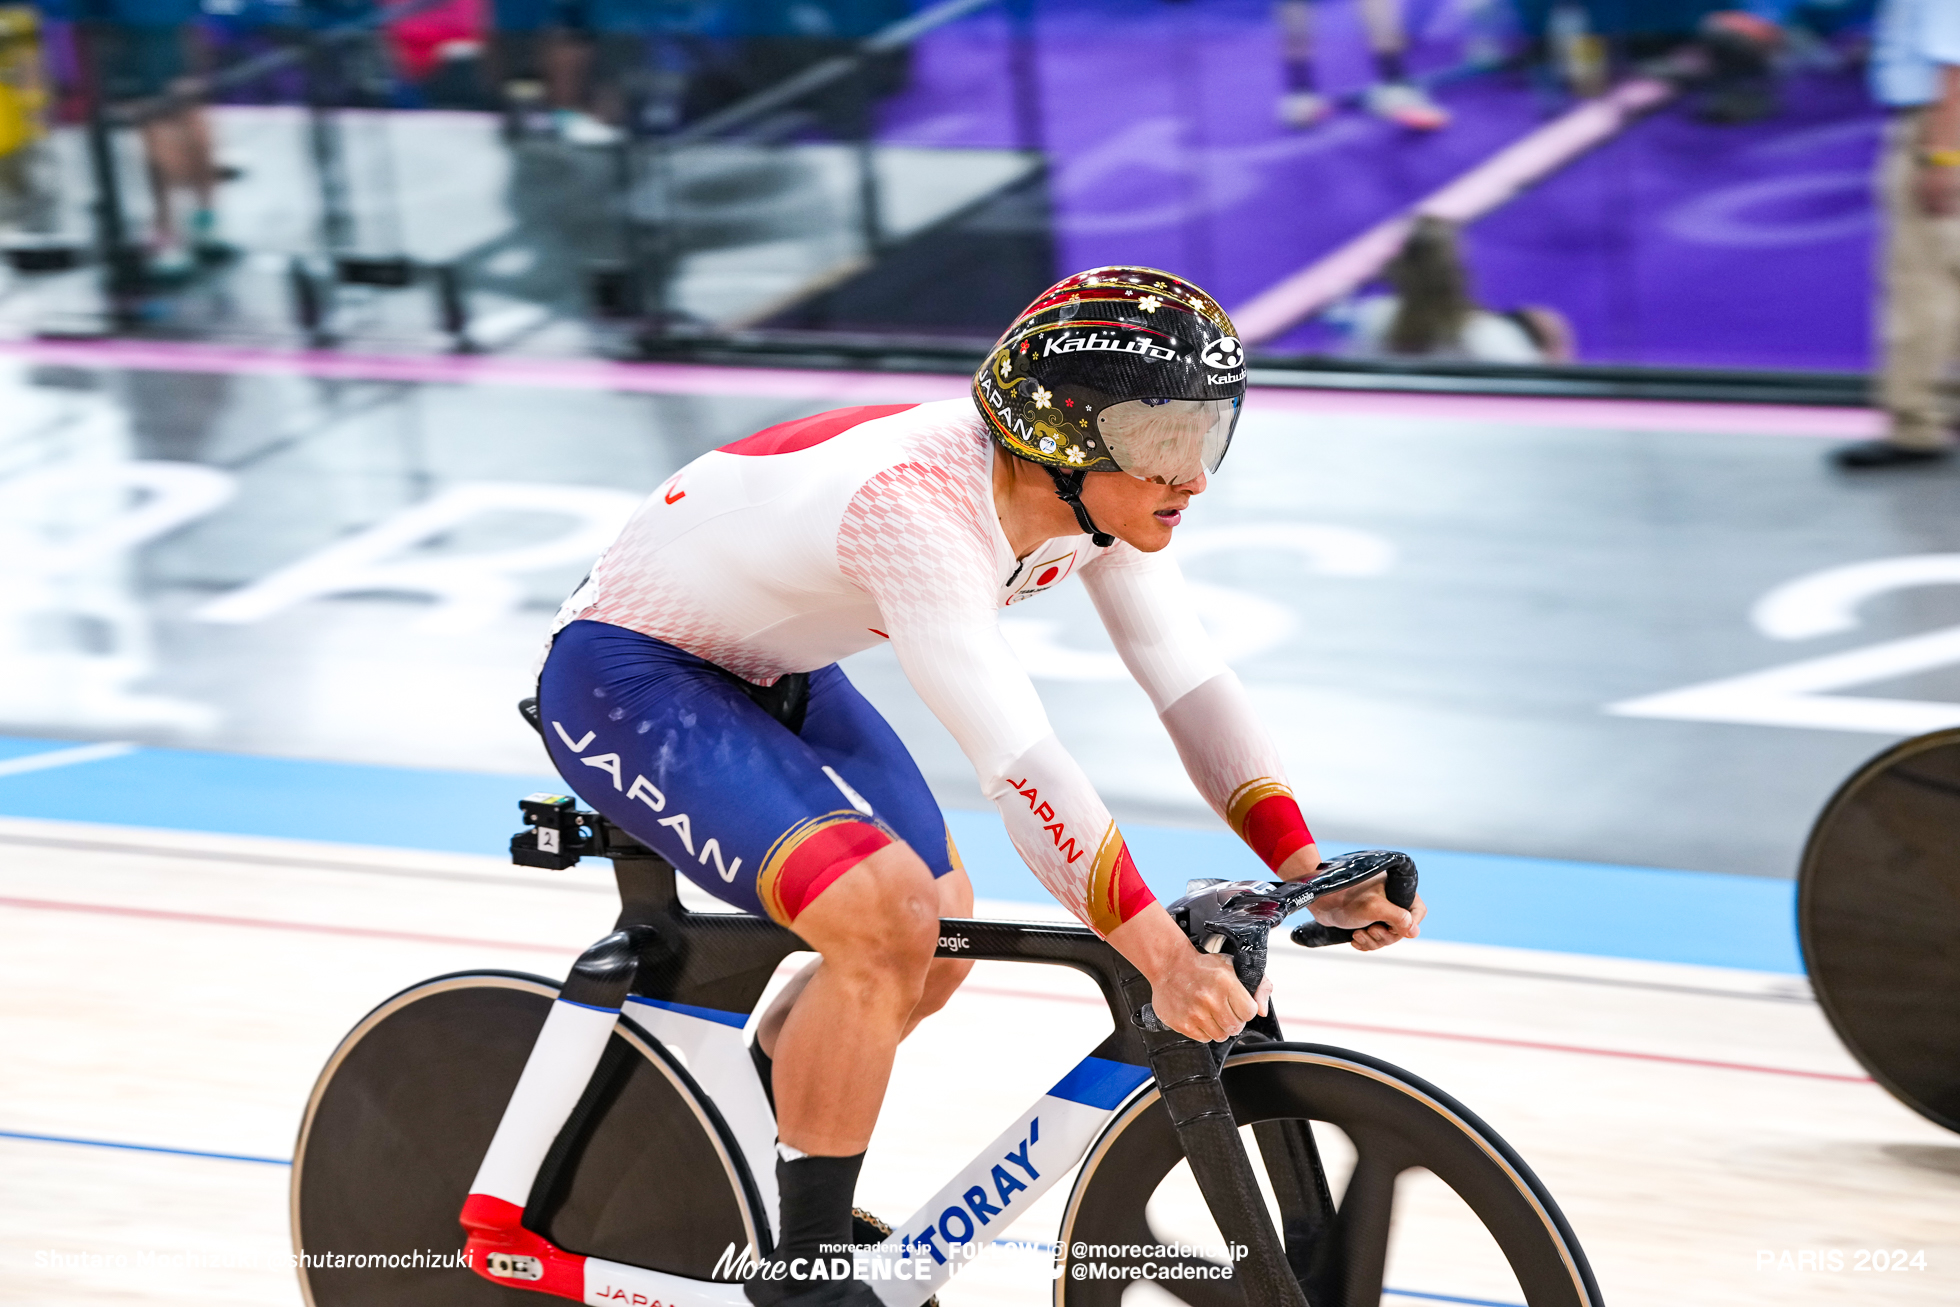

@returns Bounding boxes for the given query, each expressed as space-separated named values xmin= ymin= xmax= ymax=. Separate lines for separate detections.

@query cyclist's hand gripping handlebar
xmin=1136 ymin=849 xmax=1419 ymax=1034
xmin=1287 ymin=847 xmax=1421 ymax=948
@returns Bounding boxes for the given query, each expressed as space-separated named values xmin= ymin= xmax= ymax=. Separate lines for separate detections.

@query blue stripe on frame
xmin=1047 ymin=1057 xmax=1153 ymax=1110
xmin=556 ymin=996 xmax=622 ymax=1015
xmin=627 ymin=996 xmax=750 ymax=1029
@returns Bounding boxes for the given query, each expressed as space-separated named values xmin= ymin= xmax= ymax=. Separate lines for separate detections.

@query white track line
xmin=0 ymin=741 xmax=138 ymax=778
xmin=1233 ymin=77 xmax=1677 ymax=343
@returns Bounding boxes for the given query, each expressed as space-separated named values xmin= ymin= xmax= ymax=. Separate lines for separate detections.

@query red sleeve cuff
xmin=1238 ymin=790 xmax=1315 ymax=873
xmin=1087 ymin=825 xmax=1157 ymax=935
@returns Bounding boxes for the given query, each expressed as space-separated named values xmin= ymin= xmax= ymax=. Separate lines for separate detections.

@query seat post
xmin=610 ymin=845 xmax=682 ymax=930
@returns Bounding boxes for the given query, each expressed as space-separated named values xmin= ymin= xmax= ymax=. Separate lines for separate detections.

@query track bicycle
xmin=291 ymin=794 xmax=1604 ymax=1307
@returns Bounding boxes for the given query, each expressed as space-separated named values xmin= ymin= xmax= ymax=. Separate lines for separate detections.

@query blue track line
xmin=1384 ymin=1290 xmax=1528 ymax=1307
xmin=0 ymin=1127 xmax=291 ymax=1166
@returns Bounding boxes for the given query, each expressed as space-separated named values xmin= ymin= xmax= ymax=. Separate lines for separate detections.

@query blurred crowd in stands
xmin=0 ymin=0 xmax=1884 ymax=145
xmin=0 ymin=0 xmax=1904 ymax=375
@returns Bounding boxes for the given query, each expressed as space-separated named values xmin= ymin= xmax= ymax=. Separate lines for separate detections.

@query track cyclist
xmin=533 ymin=266 xmax=1426 ymax=1307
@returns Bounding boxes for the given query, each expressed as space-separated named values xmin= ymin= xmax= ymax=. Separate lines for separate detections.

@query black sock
xmin=746 ymin=1151 xmax=866 ymax=1303
xmin=774 ymin=1151 xmax=864 ymax=1264
xmin=1374 ymin=50 xmax=1407 ymax=83
xmin=750 ymin=1039 xmax=776 ymax=1112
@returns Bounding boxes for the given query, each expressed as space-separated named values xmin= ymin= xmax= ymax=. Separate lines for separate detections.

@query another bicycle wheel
xmin=292 ymin=971 xmax=761 ymax=1306
xmin=1799 ymin=728 xmax=1960 ymax=1134
xmin=1057 ymin=1042 xmax=1601 ymax=1307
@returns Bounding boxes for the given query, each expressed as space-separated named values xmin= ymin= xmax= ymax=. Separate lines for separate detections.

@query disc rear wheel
xmin=291 ymin=971 xmax=759 ymax=1305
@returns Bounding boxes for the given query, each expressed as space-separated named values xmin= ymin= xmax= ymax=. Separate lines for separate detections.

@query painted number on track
xmin=1608 ymin=555 xmax=1960 ymax=735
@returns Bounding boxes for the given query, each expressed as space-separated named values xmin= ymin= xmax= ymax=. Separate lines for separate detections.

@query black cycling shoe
xmin=1831 ymin=440 xmax=1952 ymax=469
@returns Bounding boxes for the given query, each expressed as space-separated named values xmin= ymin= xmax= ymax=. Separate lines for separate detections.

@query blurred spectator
xmin=1547 ymin=2 xmax=1609 ymax=96
xmin=1694 ymin=9 xmax=1785 ymax=122
xmin=1507 ymin=304 xmax=1576 ymax=361
xmin=1517 ymin=1 xmax=1867 ymax=117
xmin=491 ymin=0 xmax=665 ymax=143
xmin=1342 ymin=217 xmax=1563 ymax=364
xmin=1835 ymin=0 xmax=1960 ymax=468
xmin=300 ymin=0 xmax=396 ymax=107
xmin=80 ymin=0 xmax=220 ymax=273
xmin=1276 ymin=0 xmax=1449 ymax=130
xmin=388 ymin=0 xmax=491 ymax=109
xmin=0 ymin=4 xmax=56 ymax=234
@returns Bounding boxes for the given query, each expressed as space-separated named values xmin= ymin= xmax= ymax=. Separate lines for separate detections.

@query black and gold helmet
xmin=972 ymin=266 xmax=1246 ymax=487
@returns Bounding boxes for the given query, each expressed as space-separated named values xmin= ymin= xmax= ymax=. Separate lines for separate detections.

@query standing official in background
xmin=1840 ymin=0 xmax=1960 ymax=469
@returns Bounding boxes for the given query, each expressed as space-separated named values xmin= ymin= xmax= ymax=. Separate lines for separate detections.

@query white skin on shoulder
xmin=990 ymin=449 xmax=1429 ymax=1044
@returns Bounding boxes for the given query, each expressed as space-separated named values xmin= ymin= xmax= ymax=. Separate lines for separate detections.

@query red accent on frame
xmin=718 ymin=405 xmax=918 ymax=456
xmin=1243 ymin=795 xmax=1314 ymax=873
xmin=460 ymin=1192 xmax=587 ymax=1300
xmin=776 ymin=821 xmax=894 ymax=921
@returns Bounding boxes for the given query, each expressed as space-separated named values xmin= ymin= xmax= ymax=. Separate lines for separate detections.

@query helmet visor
xmin=1094 ymin=397 xmax=1239 ymax=484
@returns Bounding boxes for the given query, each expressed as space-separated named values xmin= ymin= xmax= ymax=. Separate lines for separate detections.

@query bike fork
xmin=1144 ymin=1033 xmax=1314 ymax=1307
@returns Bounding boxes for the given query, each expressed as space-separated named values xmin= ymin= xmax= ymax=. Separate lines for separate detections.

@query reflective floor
xmin=1 ymin=349 xmax=1949 ymax=880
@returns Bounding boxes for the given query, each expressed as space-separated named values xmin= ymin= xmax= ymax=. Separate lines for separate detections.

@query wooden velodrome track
xmin=2 ymin=816 xmax=1953 ymax=1307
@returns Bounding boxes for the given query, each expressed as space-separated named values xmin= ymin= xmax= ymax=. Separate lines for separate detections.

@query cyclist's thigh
xmin=799 ymin=664 xmax=961 ymax=880
xmin=537 ymin=620 xmax=896 ymax=924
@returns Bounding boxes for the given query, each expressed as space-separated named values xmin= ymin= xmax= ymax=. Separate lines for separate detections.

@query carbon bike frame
xmin=461 ymin=819 xmax=1223 ymax=1307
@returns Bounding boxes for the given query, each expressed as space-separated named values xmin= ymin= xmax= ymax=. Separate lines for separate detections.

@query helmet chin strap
xmin=1045 ymin=466 xmax=1115 ymax=547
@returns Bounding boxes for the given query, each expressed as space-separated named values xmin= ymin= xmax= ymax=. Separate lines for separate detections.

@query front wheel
xmin=1056 ymin=1042 xmax=1602 ymax=1307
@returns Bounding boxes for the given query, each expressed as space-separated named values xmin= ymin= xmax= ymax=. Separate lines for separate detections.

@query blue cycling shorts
xmin=537 ymin=620 xmax=957 ymax=924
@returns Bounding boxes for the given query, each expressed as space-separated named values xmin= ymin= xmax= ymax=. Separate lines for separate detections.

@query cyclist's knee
xmin=792 ymin=840 xmax=938 ymax=989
